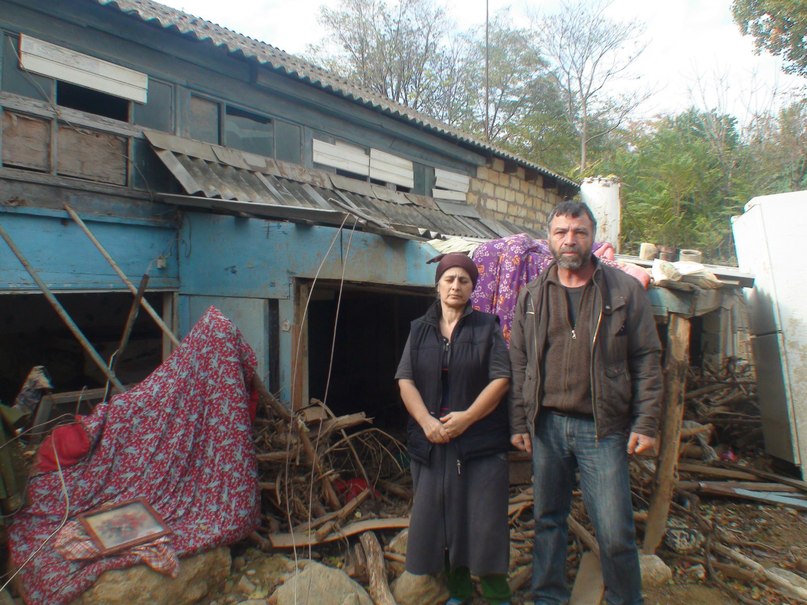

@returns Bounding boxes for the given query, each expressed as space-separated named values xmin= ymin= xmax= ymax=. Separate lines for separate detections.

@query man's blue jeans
xmin=531 ymin=411 xmax=643 ymax=605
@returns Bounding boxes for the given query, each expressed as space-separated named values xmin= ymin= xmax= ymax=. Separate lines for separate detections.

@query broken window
xmin=56 ymin=81 xmax=129 ymax=122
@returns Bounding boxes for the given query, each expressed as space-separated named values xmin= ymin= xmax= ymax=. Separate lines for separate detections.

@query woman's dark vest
xmin=406 ymin=303 xmax=510 ymax=464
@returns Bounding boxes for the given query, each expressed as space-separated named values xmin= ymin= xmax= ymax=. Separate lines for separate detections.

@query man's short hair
xmin=547 ymin=201 xmax=597 ymax=232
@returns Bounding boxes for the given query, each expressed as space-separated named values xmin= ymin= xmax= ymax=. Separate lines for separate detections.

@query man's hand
xmin=627 ymin=432 xmax=656 ymax=456
xmin=511 ymin=433 xmax=532 ymax=454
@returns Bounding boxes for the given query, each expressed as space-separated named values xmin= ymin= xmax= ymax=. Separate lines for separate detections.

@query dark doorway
xmin=307 ymin=282 xmax=432 ymax=433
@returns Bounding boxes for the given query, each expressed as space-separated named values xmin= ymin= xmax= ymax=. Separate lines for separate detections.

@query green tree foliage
xmin=744 ymin=100 xmax=807 ymax=192
xmin=602 ymin=110 xmax=746 ymax=261
xmin=732 ymin=0 xmax=807 ymax=77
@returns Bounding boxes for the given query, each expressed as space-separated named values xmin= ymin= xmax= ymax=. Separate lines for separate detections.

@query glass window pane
xmin=225 ymin=106 xmax=272 ymax=156
xmin=189 ymin=95 xmax=219 ymax=144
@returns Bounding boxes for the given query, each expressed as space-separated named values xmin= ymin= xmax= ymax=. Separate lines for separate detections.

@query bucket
xmin=679 ymin=249 xmax=703 ymax=263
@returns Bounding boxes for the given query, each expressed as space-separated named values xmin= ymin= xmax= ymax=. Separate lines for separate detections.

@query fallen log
xmin=359 ymin=531 xmax=397 ymax=605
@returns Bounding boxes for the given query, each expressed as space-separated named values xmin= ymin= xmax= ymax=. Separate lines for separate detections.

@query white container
xmin=732 ymin=191 xmax=807 ymax=474
xmin=580 ymin=176 xmax=621 ymax=250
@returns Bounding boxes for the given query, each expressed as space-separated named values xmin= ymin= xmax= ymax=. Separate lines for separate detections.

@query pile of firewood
xmin=249 ymin=380 xmax=412 ymax=551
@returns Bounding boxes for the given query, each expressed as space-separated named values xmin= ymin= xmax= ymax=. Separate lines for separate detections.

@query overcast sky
xmin=158 ymin=0 xmax=803 ymax=123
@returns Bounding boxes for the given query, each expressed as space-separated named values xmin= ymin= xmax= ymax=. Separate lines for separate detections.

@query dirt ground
xmin=211 ymin=498 xmax=807 ymax=605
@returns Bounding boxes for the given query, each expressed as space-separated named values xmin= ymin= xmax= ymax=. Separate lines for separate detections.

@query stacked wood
xmin=250 ymin=384 xmax=412 ymax=547
xmin=623 ymin=355 xmax=807 ymax=605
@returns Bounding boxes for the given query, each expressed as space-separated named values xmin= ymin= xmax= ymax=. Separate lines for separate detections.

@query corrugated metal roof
xmin=145 ymin=130 xmax=512 ymax=240
xmin=97 ymin=0 xmax=579 ymax=191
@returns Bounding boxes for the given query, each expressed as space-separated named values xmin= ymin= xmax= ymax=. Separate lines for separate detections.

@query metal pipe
xmin=0 ymin=224 xmax=126 ymax=393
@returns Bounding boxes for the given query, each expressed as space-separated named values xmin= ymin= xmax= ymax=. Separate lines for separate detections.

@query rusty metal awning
xmin=145 ymin=130 xmax=517 ymax=241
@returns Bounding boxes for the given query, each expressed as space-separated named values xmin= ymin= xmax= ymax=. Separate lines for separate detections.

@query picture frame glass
xmin=79 ymin=499 xmax=170 ymax=554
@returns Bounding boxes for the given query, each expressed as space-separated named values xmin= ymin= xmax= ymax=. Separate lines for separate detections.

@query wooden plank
xmin=689 ymin=484 xmax=807 ymax=510
xmin=569 ymin=552 xmax=604 ymax=605
xmin=20 ymin=34 xmax=148 ymax=103
xmin=434 ymin=167 xmax=470 ymax=192
xmin=677 ymin=480 xmax=801 ymax=493
xmin=313 ymin=139 xmax=369 ymax=175
xmin=57 ymin=125 xmax=126 ymax=185
xmin=432 ymin=188 xmax=467 ymax=201
xmin=2 ymin=111 xmax=50 ymax=171
xmin=643 ymin=313 xmax=690 ymax=554
xmin=269 ymin=517 xmax=409 ymax=548
xmin=677 ymin=462 xmax=760 ymax=481
xmin=370 ymin=148 xmax=414 ymax=189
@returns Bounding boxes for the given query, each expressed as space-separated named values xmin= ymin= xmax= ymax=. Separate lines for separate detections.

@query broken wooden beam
xmin=712 ymin=542 xmax=807 ymax=601
xmin=297 ymin=418 xmax=342 ymax=510
xmin=359 ymin=531 xmax=397 ymax=605
xmin=643 ymin=313 xmax=690 ymax=554
xmin=63 ymin=203 xmax=181 ymax=349
xmin=315 ymin=488 xmax=372 ymax=541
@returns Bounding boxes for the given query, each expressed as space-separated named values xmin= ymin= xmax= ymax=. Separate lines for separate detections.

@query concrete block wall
xmin=469 ymin=159 xmax=563 ymax=235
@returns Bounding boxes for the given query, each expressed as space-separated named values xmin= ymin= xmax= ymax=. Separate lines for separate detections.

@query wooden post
xmin=642 ymin=313 xmax=690 ymax=553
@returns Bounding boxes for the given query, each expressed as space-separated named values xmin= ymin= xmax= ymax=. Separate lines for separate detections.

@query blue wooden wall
xmin=178 ymin=212 xmax=440 ymax=403
xmin=0 ymin=208 xmax=179 ymax=291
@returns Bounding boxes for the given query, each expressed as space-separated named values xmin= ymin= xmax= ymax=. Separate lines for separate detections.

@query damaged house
xmin=0 ymin=0 xmax=579 ymax=424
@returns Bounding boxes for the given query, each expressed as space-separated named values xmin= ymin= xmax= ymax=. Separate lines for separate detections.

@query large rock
xmin=269 ymin=561 xmax=372 ymax=605
xmin=391 ymin=571 xmax=448 ymax=605
xmin=72 ymin=547 xmax=231 ymax=605
xmin=640 ymin=554 xmax=672 ymax=588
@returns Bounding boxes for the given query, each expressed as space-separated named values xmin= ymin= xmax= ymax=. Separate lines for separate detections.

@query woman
xmin=395 ymin=253 xmax=511 ymax=605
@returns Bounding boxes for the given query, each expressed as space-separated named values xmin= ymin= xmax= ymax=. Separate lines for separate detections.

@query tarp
xmin=9 ymin=306 xmax=261 ymax=604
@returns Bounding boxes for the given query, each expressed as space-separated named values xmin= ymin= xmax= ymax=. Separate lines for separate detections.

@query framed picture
xmin=79 ymin=498 xmax=170 ymax=555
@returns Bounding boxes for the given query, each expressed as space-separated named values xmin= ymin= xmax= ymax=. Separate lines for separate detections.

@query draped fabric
xmin=9 ymin=306 xmax=261 ymax=605
xmin=471 ymin=234 xmax=648 ymax=345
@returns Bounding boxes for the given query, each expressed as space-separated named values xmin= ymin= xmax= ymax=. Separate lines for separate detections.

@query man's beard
xmin=551 ymin=245 xmax=589 ymax=270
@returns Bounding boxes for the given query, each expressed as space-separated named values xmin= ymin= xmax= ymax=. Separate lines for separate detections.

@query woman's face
xmin=437 ymin=267 xmax=473 ymax=309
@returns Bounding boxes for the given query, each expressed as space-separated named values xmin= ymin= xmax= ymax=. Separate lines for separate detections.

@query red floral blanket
xmin=9 ymin=306 xmax=261 ymax=604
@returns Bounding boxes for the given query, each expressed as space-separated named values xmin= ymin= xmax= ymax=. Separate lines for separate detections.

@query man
xmin=509 ymin=201 xmax=663 ymax=605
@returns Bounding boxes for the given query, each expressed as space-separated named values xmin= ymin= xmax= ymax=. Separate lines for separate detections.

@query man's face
xmin=548 ymin=212 xmax=594 ymax=271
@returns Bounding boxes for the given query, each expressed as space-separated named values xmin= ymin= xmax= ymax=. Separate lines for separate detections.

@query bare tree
xmin=310 ymin=0 xmax=453 ymax=114
xmin=535 ymin=0 xmax=649 ymax=174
